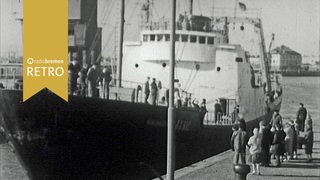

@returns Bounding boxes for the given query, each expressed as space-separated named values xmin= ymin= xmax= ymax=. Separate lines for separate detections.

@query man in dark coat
xmin=87 ymin=63 xmax=99 ymax=97
xmin=271 ymin=124 xmax=286 ymax=167
xmin=144 ymin=77 xmax=150 ymax=104
xmin=78 ymin=64 xmax=88 ymax=96
xmin=214 ymin=99 xmax=222 ymax=124
xmin=68 ymin=60 xmax=81 ymax=95
xmin=296 ymin=103 xmax=307 ymax=131
xmin=259 ymin=121 xmax=272 ymax=167
xmin=150 ymin=78 xmax=158 ymax=105
xmin=101 ymin=67 xmax=112 ymax=99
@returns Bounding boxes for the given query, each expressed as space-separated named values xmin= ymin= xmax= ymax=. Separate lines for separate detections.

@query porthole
xmin=217 ymin=67 xmax=221 ymax=72
xmin=135 ymin=64 xmax=139 ymax=68
xmin=195 ymin=64 xmax=200 ymax=70
xmin=162 ymin=63 xmax=167 ymax=68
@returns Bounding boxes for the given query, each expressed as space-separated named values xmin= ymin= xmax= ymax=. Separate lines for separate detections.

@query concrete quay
xmin=167 ymin=121 xmax=320 ymax=180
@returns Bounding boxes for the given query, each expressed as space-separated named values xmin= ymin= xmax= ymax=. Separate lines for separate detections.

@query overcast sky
xmin=1 ymin=0 xmax=319 ymax=60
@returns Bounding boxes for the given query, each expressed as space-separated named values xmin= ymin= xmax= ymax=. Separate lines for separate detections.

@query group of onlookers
xmin=231 ymin=103 xmax=314 ymax=176
xmin=143 ymin=77 xmax=207 ymax=111
xmin=144 ymin=76 xmax=160 ymax=105
xmin=68 ymin=61 xmax=112 ymax=99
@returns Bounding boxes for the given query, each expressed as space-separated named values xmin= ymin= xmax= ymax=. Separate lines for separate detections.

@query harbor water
xmin=280 ymin=76 xmax=320 ymax=122
xmin=0 ymin=76 xmax=319 ymax=180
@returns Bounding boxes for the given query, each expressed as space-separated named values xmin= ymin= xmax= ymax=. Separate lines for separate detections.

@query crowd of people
xmin=68 ymin=61 xmax=112 ymax=99
xmin=231 ymin=103 xmax=314 ymax=176
xmin=143 ymin=77 xmax=208 ymax=112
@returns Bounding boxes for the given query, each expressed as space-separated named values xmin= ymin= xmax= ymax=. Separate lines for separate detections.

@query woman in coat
xmin=305 ymin=114 xmax=313 ymax=162
xmin=271 ymin=124 xmax=286 ymax=166
xmin=284 ymin=120 xmax=295 ymax=160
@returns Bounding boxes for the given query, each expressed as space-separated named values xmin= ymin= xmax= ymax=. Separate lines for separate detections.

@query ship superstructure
xmin=118 ymin=0 xmax=275 ymax=123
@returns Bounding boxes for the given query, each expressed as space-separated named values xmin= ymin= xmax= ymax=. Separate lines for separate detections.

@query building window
xmin=181 ymin=35 xmax=188 ymax=42
xmin=143 ymin=35 xmax=148 ymax=42
xmin=208 ymin=37 xmax=214 ymax=44
xmin=165 ymin=34 xmax=170 ymax=41
xmin=175 ymin=34 xmax=180 ymax=42
xmin=150 ymin=34 xmax=155 ymax=41
xmin=190 ymin=35 xmax=197 ymax=43
xmin=199 ymin=36 xmax=205 ymax=44
xmin=157 ymin=34 xmax=163 ymax=41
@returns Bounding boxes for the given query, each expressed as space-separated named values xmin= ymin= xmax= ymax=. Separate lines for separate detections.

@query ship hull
xmin=0 ymin=89 xmax=273 ymax=179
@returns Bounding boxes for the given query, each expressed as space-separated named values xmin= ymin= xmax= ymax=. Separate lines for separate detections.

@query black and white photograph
xmin=0 ymin=0 xmax=319 ymax=179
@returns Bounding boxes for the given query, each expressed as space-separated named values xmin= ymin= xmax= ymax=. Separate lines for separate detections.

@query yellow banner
xmin=23 ymin=0 xmax=68 ymax=101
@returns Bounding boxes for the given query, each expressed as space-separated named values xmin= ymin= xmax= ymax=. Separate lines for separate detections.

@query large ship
xmin=0 ymin=0 xmax=282 ymax=179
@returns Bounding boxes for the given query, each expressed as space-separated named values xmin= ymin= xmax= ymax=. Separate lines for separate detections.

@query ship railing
xmin=99 ymin=79 xmax=196 ymax=108
xmin=140 ymin=19 xmax=226 ymax=34
xmin=0 ymin=64 xmax=23 ymax=90
xmin=213 ymin=8 xmax=262 ymax=19
xmin=101 ymin=79 xmax=169 ymax=105
xmin=139 ymin=7 xmax=261 ymax=32
xmin=203 ymin=111 xmax=237 ymax=126
xmin=99 ymin=79 xmax=145 ymax=102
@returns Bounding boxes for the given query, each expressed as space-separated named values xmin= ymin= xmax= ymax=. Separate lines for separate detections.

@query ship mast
xmin=116 ymin=0 xmax=125 ymax=87
xmin=0 ymin=0 xmax=2 ymax=58
xmin=188 ymin=0 xmax=193 ymax=15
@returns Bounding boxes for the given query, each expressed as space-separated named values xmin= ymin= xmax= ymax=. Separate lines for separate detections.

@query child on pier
xmin=247 ymin=128 xmax=262 ymax=175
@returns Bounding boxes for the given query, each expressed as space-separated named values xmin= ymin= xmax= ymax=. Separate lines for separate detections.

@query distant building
xmin=68 ymin=0 xmax=101 ymax=65
xmin=270 ymin=45 xmax=302 ymax=72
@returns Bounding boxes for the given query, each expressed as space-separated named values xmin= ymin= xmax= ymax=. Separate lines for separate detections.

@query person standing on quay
xmin=296 ymin=103 xmax=307 ymax=131
xmin=284 ymin=120 xmax=297 ymax=160
xmin=304 ymin=114 xmax=314 ymax=162
xmin=150 ymin=78 xmax=158 ymax=105
xmin=270 ymin=110 xmax=282 ymax=128
xmin=247 ymin=128 xmax=262 ymax=175
xmin=144 ymin=77 xmax=150 ymax=104
xmin=270 ymin=124 xmax=286 ymax=167
xmin=231 ymin=120 xmax=248 ymax=164
xmin=259 ymin=121 xmax=272 ymax=167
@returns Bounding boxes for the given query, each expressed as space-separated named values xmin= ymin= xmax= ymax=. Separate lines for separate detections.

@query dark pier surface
xmin=166 ymin=119 xmax=320 ymax=180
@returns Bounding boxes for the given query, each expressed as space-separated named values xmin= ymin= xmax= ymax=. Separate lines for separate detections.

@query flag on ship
xmin=239 ymin=2 xmax=247 ymax=11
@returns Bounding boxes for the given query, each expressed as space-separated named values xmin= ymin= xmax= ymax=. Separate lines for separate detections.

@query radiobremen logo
xmin=23 ymin=0 xmax=68 ymax=102
xmin=26 ymin=58 xmax=65 ymax=77
xmin=23 ymin=56 xmax=68 ymax=102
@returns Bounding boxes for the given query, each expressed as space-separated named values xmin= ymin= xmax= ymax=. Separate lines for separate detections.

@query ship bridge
xmin=135 ymin=7 xmax=229 ymax=63
xmin=137 ymin=29 xmax=226 ymax=63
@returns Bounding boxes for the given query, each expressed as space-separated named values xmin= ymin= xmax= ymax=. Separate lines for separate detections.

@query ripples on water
xmin=280 ymin=76 xmax=320 ymax=123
